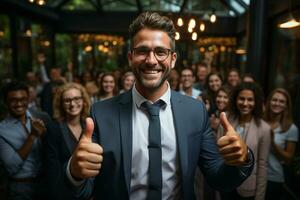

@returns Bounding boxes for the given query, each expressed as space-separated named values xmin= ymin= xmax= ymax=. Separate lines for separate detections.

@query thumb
xmin=219 ymin=112 xmax=234 ymax=135
xmin=82 ymin=117 xmax=94 ymax=141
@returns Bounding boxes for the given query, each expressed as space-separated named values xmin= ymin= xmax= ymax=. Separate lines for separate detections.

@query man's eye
xmin=155 ymin=49 xmax=167 ymax=55
xmin=136 ymin=49 xmax=149 ymax=54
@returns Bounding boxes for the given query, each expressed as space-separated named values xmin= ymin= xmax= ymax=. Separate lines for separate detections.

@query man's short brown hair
xmin=128 ymin=12 xmax=176 ymax=50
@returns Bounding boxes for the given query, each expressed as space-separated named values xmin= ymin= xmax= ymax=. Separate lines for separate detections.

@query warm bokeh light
xmin=235 ymin=48 xmax=246 ymax=54
xmin=188 ymin=18 xmax=196 ymax=29
xmin=84 ymin=45 xmax=93 ymax=52
xmin=200 ymin=23 xmax=205 ymax=32
xmin=175 ymin=32 xmax=180 ymax=40
xmin=210 ymin=14 xmax=217 ymax=23
xmin=37 ymin=0 xmax=45 ymax=6
xmin=188 ymin=26 xmax=193 ymax=33
xmin=192 ymin=32 xmax=197 ymax=41
xmin=25 ymin=29 xmax=32 ymax=37
xmin=177 ymin=18 xmax=183 ymax=27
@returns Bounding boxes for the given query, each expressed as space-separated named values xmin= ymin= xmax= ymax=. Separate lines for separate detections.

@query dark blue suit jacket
xmin=65 ymin=90 xmax=253 ymax=200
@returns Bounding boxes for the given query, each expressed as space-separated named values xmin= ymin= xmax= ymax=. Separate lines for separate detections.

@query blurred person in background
xmin=82 ymin=70 xmax=98 ymax=99
xmin=0 ymin=81 xmax=49 ymax=200
xmin=40 ymin=68 xmax=65 ymax=118
xmin=210 ymin=86 xmax=232 ymax=131
xmin=264 ymin=88 xmax=299 ymax=200
xmin=217 ymin=83 xmax=271 ymax=200
xmin=226 ymin=68 xmax=241 ymax=89
xmin=179 ymin=67 xmax=202 ymax=99
xmin=119 ymin=71 xmax=135 ymax=93
xmin=242 ymin=73 xmax=256 ymax=83
xmin=193 ymin=62 xmax=208 ymax=91
xmin=168 ymin=68 xmax=180 ymax=91
xmin=44 ymin=83 xmax=91 ymax=200
xmin=92 ymin=72 xmax=118 ymax=102
xmin=201 ymin=72 xmax=223 ymax=115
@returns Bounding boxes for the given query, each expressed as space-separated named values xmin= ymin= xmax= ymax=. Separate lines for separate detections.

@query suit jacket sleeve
xmin=197 ymin=102 xmax=254 ymax=192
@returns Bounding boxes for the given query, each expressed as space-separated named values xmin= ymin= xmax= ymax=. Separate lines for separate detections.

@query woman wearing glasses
xmin=44 ymin=83 xmax=91 ymax=199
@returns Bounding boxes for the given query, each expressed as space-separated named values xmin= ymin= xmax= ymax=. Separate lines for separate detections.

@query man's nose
xmin=145 ymin=51 xmax=158 ymax=64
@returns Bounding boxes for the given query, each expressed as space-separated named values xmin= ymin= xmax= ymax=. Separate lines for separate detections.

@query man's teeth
xmin=143 ymin=70 xmax=161 ymax=74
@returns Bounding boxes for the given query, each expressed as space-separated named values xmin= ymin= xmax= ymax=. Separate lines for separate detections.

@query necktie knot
xmin=142 ymin=100 xmax=165 ymax=116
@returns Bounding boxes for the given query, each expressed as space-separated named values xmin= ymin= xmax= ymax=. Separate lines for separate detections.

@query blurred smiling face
xmin=102 ymin=75 xmax=115 ymax=94
xmin=216 ymin=90 xmax=229 ymax=112
xmin=236 ymin=89 xmax=255 ymax=117
xmin=270 ymin=92 xmax=287 ymax=115
xmin=7 ymin=90 xmax=29 ymax=118
xmin=62 ymin=88 xmax=83 ymax=118
xmin=208 ymin=74 xmax=222 ymax=92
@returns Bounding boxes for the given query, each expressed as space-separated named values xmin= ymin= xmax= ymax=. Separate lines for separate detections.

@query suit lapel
xmin=118 ymin=91 xmax=133 ymax=195
xmin=170 ymin=91 xmax=189 ymax=182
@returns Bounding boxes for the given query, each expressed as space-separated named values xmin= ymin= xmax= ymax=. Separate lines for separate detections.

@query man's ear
xmin=171 ymin=52 xmax=177 ymax=69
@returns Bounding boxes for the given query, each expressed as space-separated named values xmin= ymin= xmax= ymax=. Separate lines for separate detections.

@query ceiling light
xmin=210 ymin=13 xmax=216 ymax=23
xmin=188 ymin=18 xmax=196 ymax=29
xmin=37 ymin=0 xmax=46 ymax=5
xmin=192 ymin=32 xmax=197 ymax=41
xmin=28 ymin=0 xmax=35 ymax=3
xmin=278 ymin=18 xmax=300 ymax=28
xmin=177 ymin=18 xmax=183 ymax=27
xmin=175 ymin=32 xmax=180 ymax=40
xmin=200 ymin=22 xmax=205 ymax=32
xmin=188 ymin=26 xmax=193 ymax=33
xmin=278 ymin=0 xmax=300 ymax=29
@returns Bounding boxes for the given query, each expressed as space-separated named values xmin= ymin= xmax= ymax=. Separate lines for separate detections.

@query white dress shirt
xmin=130 ymin=84 xmax=181 ymax=199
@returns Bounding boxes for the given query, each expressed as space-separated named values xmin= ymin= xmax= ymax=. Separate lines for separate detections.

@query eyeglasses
xmin=62 ymin=96 xmax=83 ymax=105
xmin=131 ymin=47 xmax=173 ymax=62
xmin=8 ymin=97 xmax=28 ymax=105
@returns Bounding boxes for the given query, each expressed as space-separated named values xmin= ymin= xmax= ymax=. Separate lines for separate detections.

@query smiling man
xmin=65 ymin=12 xmax=254 ymax=200
xmin=0 ymin=81 xmax=49 ymax=200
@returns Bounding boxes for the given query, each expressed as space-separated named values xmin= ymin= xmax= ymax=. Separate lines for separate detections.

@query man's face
xmin=228 ymin=71 xmax=240 ymax=87
xmin=128 ymin=29 xmax=177 ymax=92
xmin=181 ymin=69 xmax=195 ymax=89
xmin=197 ymin=66 xmax=208 ymax=82
xmin=7 ymin=90 xmax=29 ymax=118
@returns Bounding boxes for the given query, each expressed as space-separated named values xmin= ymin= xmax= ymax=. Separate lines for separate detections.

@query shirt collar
xmin=7 ymin=110 xmax=32 ymax=124
xmin=132 ymin=83 xmax=171 ymax=109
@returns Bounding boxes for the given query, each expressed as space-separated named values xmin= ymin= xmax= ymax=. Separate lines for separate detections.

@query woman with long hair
xmin=210 ymin=86 xmax=231 ymax=130
xmin=119 ymin=71 xmax=135 ymax=93
xmin=93 ymin=72 xmax=118 ymax=102
xmin=217 ymin=82 xmax=271 ymax=200
xmin=44 ymin=83 xmax=91 ymax=199
xmin=201 ymin=72 xmax=223 ymax=115
xmin=264 ymin=88 xmax=299 ymax=200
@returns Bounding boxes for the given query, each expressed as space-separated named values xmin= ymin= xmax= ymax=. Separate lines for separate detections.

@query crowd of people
xmin=0 ymin=11 xmax=299 ymax=200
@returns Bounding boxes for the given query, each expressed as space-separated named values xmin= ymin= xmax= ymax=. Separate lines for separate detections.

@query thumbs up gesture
xmin=70 ymin=118 xmax=103 ymax=179
xmin=217 ymin=112 xmax=248 ymax=166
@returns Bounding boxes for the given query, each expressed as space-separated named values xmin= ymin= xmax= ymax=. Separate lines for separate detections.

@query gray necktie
xmin=142 ymin=100 xmax=165 ymax=200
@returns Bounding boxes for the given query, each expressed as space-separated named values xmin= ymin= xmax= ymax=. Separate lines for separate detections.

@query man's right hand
xmin=70 ymin=117 xmax=103 ymax=179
